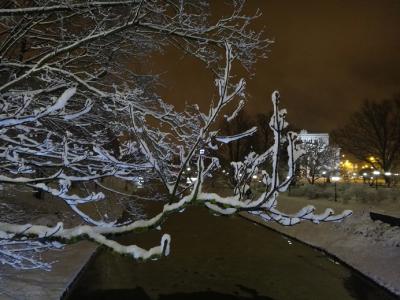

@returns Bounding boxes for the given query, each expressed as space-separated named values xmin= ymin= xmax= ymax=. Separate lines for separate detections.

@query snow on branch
xmin=0 ymin=0 xmax=269 ymax=96
xmin=0 ymin=1 xmax=275 ymax=269
xmin=0 ymin=4 xmax=350 ymax=269
xmin=0 ymin=43 xmax=351 ymax=269
xmin=0 ymin=203 xmax=64 ymax=271
xmin=197 ymin=91 xmax=352 ymax=226
xmin=0 ymin=1 xmax=142 ymax=16
xmin=0 ymin=239 xmax=63 ymax=271
xmin=0 ymin=88 xmax=76 ymax=128
xmin=215 ymin=126 xmax=257 ymax=144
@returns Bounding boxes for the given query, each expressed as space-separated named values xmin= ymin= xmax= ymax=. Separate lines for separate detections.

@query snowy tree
xmin=0 ymin=0 xmax=271 ymax=222
xmin=0 ymin=44 xmax=352 ymax=265
xmin=0 ymin=1 xmax=351 ymax=269
xmin=0 ymin=0 xmax=268 ymax=93
xmin=299 ymin=140 xmax=339 ymax=184
xmin=333 ymin=97 xmax=400 ymax=184
xmin=0 ymin=0 xmax=270 ymax=267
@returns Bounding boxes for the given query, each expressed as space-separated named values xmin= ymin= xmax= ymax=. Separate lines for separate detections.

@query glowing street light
xmin=331 ymin=176 xmax=340 ymax=202
xmin=372 ymin=170 xmax=380 ymax=190
xmin=331 ymin=176 xmax=341 ymax=182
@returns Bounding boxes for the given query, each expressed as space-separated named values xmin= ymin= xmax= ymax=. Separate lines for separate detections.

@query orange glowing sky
xmin=148 ymin=0 xmax=400 ymax=132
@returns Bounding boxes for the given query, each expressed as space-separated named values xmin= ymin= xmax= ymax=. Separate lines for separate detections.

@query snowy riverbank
xmin=0 ymin=241 xmax=97 ymax=300
xmin=1 ymin=184 xmax=399 ymax=298
xmin=0 ymin=186 xmax=98 ymax=300
xmin=241 ymin=194 xmax=400 ymax=296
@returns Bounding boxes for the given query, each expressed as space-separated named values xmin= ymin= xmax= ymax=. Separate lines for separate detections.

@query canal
xmin=66 ymin=205 xmax=398 ymax=300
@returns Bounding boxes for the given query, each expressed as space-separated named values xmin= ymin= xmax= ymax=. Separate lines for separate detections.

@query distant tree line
xmin=333 ymin=95 xmax=400 ymax=185
xmin=216 ymin=95 xmax=400 ymax=187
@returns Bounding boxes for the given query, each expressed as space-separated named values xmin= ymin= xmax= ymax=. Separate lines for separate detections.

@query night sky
xmin=152 ymin=0 xmax=400 ymax=132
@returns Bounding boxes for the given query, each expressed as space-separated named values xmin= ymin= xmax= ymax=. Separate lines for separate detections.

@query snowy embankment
xmin=0 ymin=188 xmax=99 ymax=300
xmin=241 ymin=195 xmax=400 ymax=296
xmin=0 ymin=241 xmax=96 ymax=300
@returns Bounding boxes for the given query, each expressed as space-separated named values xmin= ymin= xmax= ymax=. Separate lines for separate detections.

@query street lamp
xmin=331 ymin=176 xmax=340 ymax=202
xmin=373 ymin=170 xmax=380 ymax=189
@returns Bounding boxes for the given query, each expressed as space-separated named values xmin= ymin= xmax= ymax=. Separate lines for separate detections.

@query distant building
xmin=298 ymin=130 xmax=330 ymax=145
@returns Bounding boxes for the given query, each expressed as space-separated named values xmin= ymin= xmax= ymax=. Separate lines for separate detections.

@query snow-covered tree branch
xmin=0 ymin=1 xmax=351 ymax=271
xmin=0 ymin=0 xmax=264 ymax=224
xmin=0 ymin=0 xmax=270 ymax=94
xmin=0 ymin=0 xmax=272 ymax=269
xmin=0 ymin=44 xmax=351 ymax=268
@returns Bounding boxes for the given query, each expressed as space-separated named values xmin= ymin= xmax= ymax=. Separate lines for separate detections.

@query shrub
xmin=288 ymin=184 xmax=333 ymax=200
xmin=289 ymin=183 xmax=400 ymax=204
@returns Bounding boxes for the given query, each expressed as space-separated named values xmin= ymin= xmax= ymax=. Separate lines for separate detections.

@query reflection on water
xmin=66 ymin=206 xmax=398 ymax=300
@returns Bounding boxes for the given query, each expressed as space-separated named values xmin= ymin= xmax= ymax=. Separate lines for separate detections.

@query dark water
xmin=66 ymin=206 xmax=399 ymax=300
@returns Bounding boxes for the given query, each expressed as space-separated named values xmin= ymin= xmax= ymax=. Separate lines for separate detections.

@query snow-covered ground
xmin=334 ymin=210 xmax=400 ymax=248
xmin=1 ymin=179 xmax=399 ymax=297
xmin=242 ymin=193 xmax=400 ymax=296
xmin=276 ymin=193 xmax=400 ymax=247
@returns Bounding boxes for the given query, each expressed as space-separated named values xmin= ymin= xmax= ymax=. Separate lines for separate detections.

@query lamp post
xmin=373 ymin=170 xmax=380 ymax=190
xmin=322 ymin=171 xmax=327 ymax=183
xmin=384 ymin=172 xmax=392 ymax=187
xmin=331 ymin=176 xmax=340 ymax=202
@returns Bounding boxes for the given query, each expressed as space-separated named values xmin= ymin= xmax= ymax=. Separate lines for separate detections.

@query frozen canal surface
xmin=67 ymin=205 xmax=398 ymax=300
